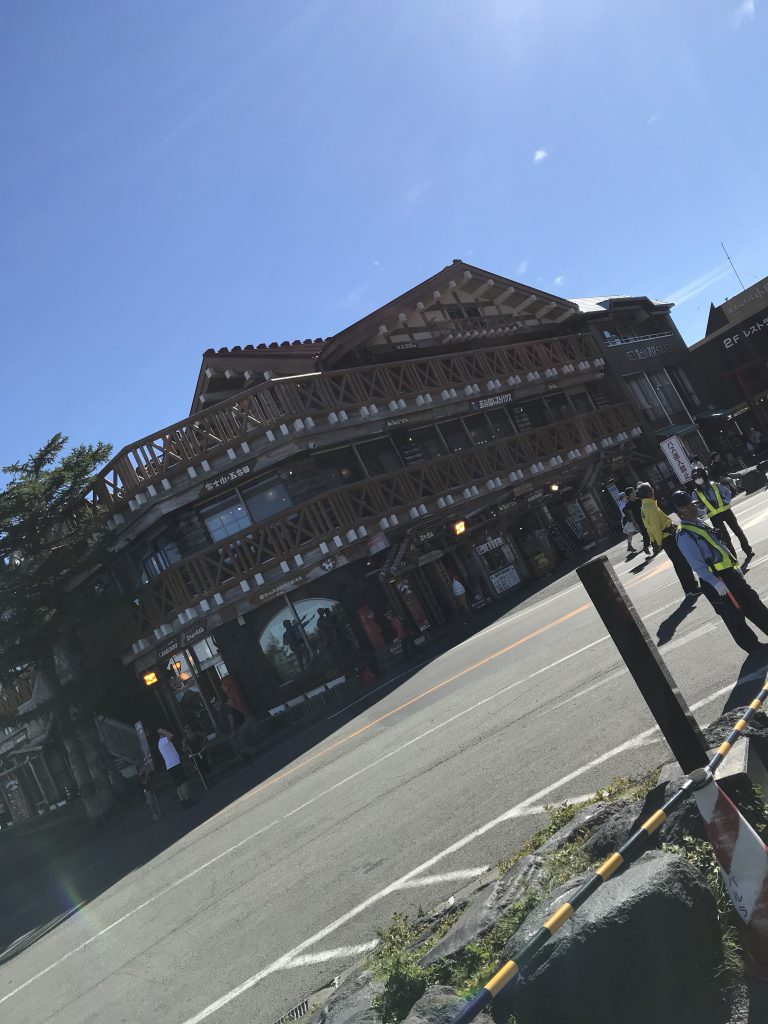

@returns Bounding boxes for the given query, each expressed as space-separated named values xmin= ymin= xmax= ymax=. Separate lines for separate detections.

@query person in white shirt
xmin=157 ymin=728 xmax=193 ymax=807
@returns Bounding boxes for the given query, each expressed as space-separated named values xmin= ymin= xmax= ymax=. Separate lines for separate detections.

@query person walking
xmin=182 ymin=724 xmax=212 ymax=786
xmin=157 ymin=728 xmax=195 ymax=808
xmin=623 ymin=486 xmax=650 ymax=554
xmin=636 ymin=482 xmax=698 ymax=596
xmin=691 ymin=467 xmax=754 ymax=559
xmin=671 ymin=490 xmax=768 ymax=653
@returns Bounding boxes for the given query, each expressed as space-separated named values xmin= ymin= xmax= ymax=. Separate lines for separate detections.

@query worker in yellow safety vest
xmin=672 ymin=490 xmax=767 ymax=652
xmin=691 ymin=468 xmax=754 ymax=560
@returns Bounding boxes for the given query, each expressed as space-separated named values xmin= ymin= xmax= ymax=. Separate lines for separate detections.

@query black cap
xmin=671 ymin=490 xmax=693 ymax=511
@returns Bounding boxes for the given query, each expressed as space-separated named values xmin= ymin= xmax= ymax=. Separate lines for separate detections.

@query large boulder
xmin=497 ymin=851 xmax=725 ymax=1024
xmin=306 ymin=968 xmax=383 ymax=1024
xmin=401 ymin=986 xmax=468 ymax=1023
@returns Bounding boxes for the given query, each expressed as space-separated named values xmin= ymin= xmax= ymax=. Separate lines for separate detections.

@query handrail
xmin=132 ymin=403 xmax=634 ymax=636
xmin=89 ymin=332 xmax=602 ymax=512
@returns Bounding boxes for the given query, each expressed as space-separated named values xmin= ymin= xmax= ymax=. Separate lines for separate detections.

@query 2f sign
xmin=660 ymin=435 xmax=693 ymax=484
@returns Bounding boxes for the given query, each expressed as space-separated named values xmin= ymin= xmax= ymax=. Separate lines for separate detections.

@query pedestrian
xmin=157 ymin=728 xmax=195 ymax=808
xmin=451 ymin=575 xmax=471 ymax=623
xmin=691 ymin=466 xmax=754 ymax=560
xmin=623 ymin=486 xmax=650 ymax=555
xmin=671 ymin=490 xmax=768 ymax=653
xmin=282 ymin=619 xmax=307 ymax=670
xmin=182 ymin=724 xmax=212 ymax=785
xmin=636 ymin=482 xmax=699 ymax=596
xmin=747 ymin=427 xmax=763 ymax=458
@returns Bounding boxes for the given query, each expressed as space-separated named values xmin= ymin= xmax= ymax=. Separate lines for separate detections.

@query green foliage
xmin=497 ymin=800 xmax=583 ymax=875
xmin=0 ymin=434 xmax=112 ymax=711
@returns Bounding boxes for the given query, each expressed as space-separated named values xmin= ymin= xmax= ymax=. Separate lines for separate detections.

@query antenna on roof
xmin=721 ymin=242 xmax=746 ymax=291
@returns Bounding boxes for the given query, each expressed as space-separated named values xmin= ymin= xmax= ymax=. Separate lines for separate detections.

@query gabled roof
xmin=316 ymin=259 xmax=578 ymax=369
xmin=189 ymin=259 xmax=580 ymax=410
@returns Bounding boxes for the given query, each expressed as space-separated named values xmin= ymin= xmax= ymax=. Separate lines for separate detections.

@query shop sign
xmin=256 ymin=576 xmax=307 ymax=602
xmin=659 ymin=435 xmax=692 ymax=484
xmin=158 ymin=637 xmax=180 ymax=659
xmin=545 ymin=382 xmax=560 ymax=391
xmin=201 ymin=464 xmax=252 ymax=495
xmin=470 ymin=392 xmax=514 ymax=412
xmin=625 ymin=343 xmax=672 ymax=362
xmin=489 ymin=565 xmax=521 ymax=594
xmin=495 ymin=499 xmax=518 ymax=515
xmin=722 ymin=313 xmax=768 ymax=351
xmin=182 ymin=622 xmax=208 ymax=646
xmin=394 ymin=341 xmax=417 ymax=351
xmin=134 ymin=721 xmax=154 ymax=773
xmin=416 ymin=526 xmax=437 ymax=543
xmin=475 ymin=536 xmax=504 ymax=555
xmin=386 ymin=416 xmax=410 ymax=428
xmin=723 ymin=279 xmax=768 ymax=320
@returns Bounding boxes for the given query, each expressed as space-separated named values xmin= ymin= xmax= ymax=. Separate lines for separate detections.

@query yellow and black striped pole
xmin=451 ymin=677 xmax=768 ymax=1024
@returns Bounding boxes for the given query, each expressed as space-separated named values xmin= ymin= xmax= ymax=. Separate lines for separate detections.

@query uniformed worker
xmin=691 ymin=466 xmax=753 ymax=560
xmin=635 ymin=482 xmax=698 ymax=596
xmin=671 ymin=490 xmax=767 ymax=653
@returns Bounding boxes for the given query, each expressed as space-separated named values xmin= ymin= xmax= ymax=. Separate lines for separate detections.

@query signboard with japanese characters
xmin=489 ymin=565 xmax=521 ymax=594
xmin=659 ymin=435 xmax=693 ymax=484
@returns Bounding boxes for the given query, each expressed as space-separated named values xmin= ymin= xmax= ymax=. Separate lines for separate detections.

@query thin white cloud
xmin=554 ymin=275 xmax=565 ymax=286
xmin=372 ymin=260 xmax=381 ymax=267
xmin=533 ymin=149 xmax=548 ymax=163
xmin=647 ymin=113 xmax=661 ymax=125
xmin=733 ymin=0 xmax=756 ymax=25
xmin=518 ymin=259 xmax=528 ymax=275
xmin=663 ymin=263 xmax=733 ymax=306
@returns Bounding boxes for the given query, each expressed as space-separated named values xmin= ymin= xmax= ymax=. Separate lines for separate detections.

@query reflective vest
xmin=696 ymin=482 xmax=729 ymax=516
xmin=678 ymin=522 xmax=737 ymax=571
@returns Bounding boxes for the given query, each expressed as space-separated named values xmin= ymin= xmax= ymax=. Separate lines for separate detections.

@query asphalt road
xmin=5 ymin=490 xmax=768 ymax=1024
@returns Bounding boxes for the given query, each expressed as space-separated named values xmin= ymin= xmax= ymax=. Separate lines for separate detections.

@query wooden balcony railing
xmin=90 ymin=331 xmax=601 ymax=512
xmin=133 ymin=402 xmax=634 ymax=636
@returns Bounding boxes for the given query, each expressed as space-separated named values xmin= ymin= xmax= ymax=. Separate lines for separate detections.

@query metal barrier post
xmin=577 ymin=555 xmax=708 ymax=773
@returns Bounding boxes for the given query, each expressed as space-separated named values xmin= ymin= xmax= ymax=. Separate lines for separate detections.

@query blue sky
xmin=1 ymin=0 xmax=767 ymax=468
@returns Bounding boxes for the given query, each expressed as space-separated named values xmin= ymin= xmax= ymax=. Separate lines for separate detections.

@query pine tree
xmin=0 ymin=434 xmax=117 ymax=819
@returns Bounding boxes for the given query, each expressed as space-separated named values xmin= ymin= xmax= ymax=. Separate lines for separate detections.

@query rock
xmin=421 ymin=854 xmax=545 ymax=966
xmin=402 ymin=986 xmax=468 ymax=1023
xmin=579 ymin=800 xmax=643 ymax=861
xmin=498 ymin=851 xmax=724 ymax=1024
xmin=306 ymin=968 xmax=383 ymax=1024
xmin=537 ymin=802 xmax=614 ymax=854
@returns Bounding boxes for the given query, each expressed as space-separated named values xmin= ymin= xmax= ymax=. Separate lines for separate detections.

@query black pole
xmin=577 ymin=555 xmax=708 ymax=772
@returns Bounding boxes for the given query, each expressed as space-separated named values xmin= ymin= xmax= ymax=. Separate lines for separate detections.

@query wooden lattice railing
xmin=90 ymin=332 xmax=601 ymax=512
xmin=133 ymin=402 xmax=633 ymax=635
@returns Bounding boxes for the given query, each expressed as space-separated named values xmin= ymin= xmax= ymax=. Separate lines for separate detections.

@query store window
xmin=463 ymin=414 xmax=493 ymax=446
xmin=141 ymin=538 xmax=181 ymax=583
xmin=201 ymin=496 xmax=251 ymax=542
xmin=438 ymin=418 xmax=472 ymax=452
xmin=243 ymin=476 xmax=293 ymax=524
xmin=485 ymin=408 xmax=515 ymax=440
xmin=647 ymin=370 xmax=686 ymax=417
xmin=568 ymin=391 xmax=594 ymax=416
xmin=355 ymin=437 xmax=403 ymax=477
xmin=258 ymin=597 xmax=353 ymax=687
xmin=667 ymin=366 xmax=701 ymax=411
xmin=544 ymin=394 xmax=572 ymax=422
xmin=625 ymin=374 xmax=667 ymax=422
xmin=391 ymin=425 xmax=446 ymax=465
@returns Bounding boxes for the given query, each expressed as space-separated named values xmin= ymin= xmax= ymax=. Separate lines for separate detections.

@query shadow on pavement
xmin=656 ymin=594 xmax=699 ymax=646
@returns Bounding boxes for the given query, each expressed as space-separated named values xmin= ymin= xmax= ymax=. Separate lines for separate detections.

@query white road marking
xmin=284 ymin=942 xmax=379 ymax=968
xmin=395 ymin=868 xmax=490 ymax=890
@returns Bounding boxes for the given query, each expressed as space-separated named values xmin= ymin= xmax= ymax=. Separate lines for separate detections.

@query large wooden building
xmin=84 ymin=261 xmax=706 ymax=727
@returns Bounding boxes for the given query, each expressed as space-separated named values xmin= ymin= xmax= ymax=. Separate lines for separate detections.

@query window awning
xmin=653 ymin=423 xmax=700 ymax=439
